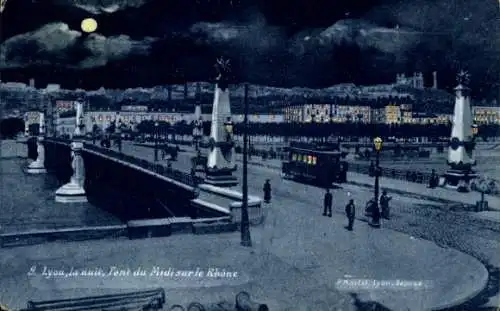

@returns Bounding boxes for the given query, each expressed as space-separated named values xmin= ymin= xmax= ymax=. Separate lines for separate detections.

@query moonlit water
xmin=0 ymin=153 xmax=120 ymax=233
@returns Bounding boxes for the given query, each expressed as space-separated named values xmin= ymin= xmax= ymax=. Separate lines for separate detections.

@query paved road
xmin=117 ymin=142 xmax=499 ymax=309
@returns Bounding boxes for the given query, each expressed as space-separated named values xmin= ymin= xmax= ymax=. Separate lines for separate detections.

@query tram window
xmin=303 ymin=155 xmax=308 ymax=163
xmin=307 ymin=155 xmax=312 ymax=164
xmin=292 ymin=154 xmax=297 ymax=161
xmin=312 ymin=156 xmax=317 ymax=165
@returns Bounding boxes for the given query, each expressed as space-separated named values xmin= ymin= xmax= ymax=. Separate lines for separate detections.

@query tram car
xmin=282 ymin=142 xmax=348 ymax=186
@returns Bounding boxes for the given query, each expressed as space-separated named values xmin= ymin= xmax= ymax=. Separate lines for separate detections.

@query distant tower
xmin=167 ymin=85 xmax=172 ymax=102
xmin=29 ymin=78 xmax=35 ymax=88
xmin=432 ymin=71 xmax=438 ymax=89
xmin=412 ymin=72 xmax=417 ymax=88
xmin=418 ymin=72 xmax=424 ymax=88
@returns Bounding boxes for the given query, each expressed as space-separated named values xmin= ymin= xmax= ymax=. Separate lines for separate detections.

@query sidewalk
xmin=0 ymin=210 xmax=489 ymax=311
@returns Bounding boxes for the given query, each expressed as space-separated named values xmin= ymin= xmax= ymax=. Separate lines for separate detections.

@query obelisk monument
xmin=205 ymin=57 xmax=238 ymax=187
xmin=55 ymin=101 xmax=87 ymax=203
xmin=443 ymin=71 xmax=477 ymax=191
xmin=25 ymin=112 xmax=47 ymax=174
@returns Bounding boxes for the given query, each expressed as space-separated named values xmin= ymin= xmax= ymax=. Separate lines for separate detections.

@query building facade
xmin=56 ymin=117 xmax=76 ymax=137
xmin=85 ymin=110 xmax=285 ymax=132
xmin=472 ymin=106 xmax=500 ymax=125
xmin=384 ymin=105 xmax=401 ymax=124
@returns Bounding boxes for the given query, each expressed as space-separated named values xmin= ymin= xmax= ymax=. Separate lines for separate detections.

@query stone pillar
xmin=204 ymin=57 xmax=237 ymax=187
xmin=24 ymin=114 xmax=29 ymax=137
xmin=55 ymin=102 xmax=87 ymax=202
xmin=443 ymin=71 xmax=478 ymax=191
xmin=25 ymin=112 xmax=47 ymax=174
xmin=55 ymin=141 xmax=87 ymax=203
xmin=74 ymin=101 xmax=84 ymax=136
xmin=192 ymin=104 xmax=203 ymax=145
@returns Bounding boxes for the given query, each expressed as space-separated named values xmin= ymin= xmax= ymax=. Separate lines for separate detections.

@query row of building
xmin=26 ymin=102 xmax=500 ymax=136
xmin=283 ymin=102 xmax=499 ymax=125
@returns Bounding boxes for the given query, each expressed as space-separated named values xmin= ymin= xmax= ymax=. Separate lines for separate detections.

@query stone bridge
xmin=24 ymin=135 xmax=263 ymax=240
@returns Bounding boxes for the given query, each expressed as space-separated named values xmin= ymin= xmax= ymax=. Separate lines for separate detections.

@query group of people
xmin=262 ymin=180 xmax=392 ymax=232
xmin=323 ymin=188 xmax=392 ymax=231
xmin=322 ymin=189 xmax=357 ymax=230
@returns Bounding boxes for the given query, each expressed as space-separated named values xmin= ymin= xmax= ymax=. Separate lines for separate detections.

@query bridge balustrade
xmin=83 ymin=143 xmax=202 ymax=187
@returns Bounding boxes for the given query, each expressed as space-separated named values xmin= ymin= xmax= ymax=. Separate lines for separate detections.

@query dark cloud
xmin=53 ymin=0 xmax=152 ymax=14
xmin=0 ymin=23 xmax=155 ymax=68
xmin=0 ymin=0 xmax=498 ymax=97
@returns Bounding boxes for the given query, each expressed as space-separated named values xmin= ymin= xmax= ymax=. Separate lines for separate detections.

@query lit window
xmin=308 ymin=155 xmax=312 ymax=164
xmin=312 ymin=156 xmax=317 ymax=165
xmin=292 ymin=154 xmax=297 ymax=161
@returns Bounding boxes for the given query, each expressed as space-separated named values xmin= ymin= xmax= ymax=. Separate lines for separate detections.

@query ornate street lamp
xmin=472 ymin=124 xmax=479 ymax=137
xmin=154 ymin=121 xmax=159 ymax=162
xmin=372 ymin=137 xmax=383 ymax=228
xmin=224 ymin=117 xmax=233 ymax=142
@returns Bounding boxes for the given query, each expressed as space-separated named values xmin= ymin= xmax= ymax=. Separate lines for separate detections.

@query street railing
xmin=84 ymin=143 xmax=203 ymax=187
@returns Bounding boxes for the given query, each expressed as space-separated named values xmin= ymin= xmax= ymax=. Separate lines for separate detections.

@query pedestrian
xmin=323 ymin=188 xmax=332 ymax=217
xmin=428 ymin=169 xmax=438 ymax=188
xmin=263 ymin=179 xmax=271 ymax=204
xmin=380 ymin=190 xmax=392 ymax=219
xmin=345 ymin=199 xmax=355 ymax=231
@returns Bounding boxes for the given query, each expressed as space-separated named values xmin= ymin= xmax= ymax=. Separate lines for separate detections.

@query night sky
xmin=0 ymin=0 xmax=499 ymax=97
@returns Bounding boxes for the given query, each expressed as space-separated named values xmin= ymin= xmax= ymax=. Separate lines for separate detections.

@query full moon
xmin=81 ymin=18 xmax=97 ymax=33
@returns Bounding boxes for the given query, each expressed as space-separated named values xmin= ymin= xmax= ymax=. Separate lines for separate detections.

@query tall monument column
xmin=205 ymin=57 xmax=238 ymax=187
xmin=55 ymin=101 xmax=87 ymax=203
xmin=25 ymin=112 xmax=47 ymax=174
xmin=443 ymin=71 xmax=478 ymax=191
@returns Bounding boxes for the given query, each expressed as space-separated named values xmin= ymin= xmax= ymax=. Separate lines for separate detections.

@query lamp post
xmin=154 ymin=121 xmax=159 ymax=162
xmin=116 ymin=119 xmax=122 ymax=153
xmin=371 ymin=137 xmax=383 ymax=227
xmin=472 ymin=124 xmax=479 ymax=139
xmin=241 ymin=82 xmax=252 ymax=247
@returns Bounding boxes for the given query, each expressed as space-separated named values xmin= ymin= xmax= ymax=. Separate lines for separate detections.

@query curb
xmin=0 ymin=215 xmax=237 ymax=247
xmin=346 ymin=180 xmax=457 ymax=205
xmin=432 ymin=252 xmax=490 ymax=311
xmin=0 ymin=225 xmax=128 ymax=248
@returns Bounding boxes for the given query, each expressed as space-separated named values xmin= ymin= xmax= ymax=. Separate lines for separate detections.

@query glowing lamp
xmin=224 ymin=119 xmax=233 ymax=134
xmin=472 ymin=124 xmax=479 ymax=136
xmin=374 ymin=137 xmax=383 ymax=151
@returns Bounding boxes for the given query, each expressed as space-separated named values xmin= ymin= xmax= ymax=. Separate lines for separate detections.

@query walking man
xmin=323 ymin=188 xmax=332 ymax=217
xmin=380 ymin=190 xmax=392 ymax=219
xmin=345 ymin=199 xmax=355 ymax=231
xmin=263 ymin=179 xmax=271 ymax=204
